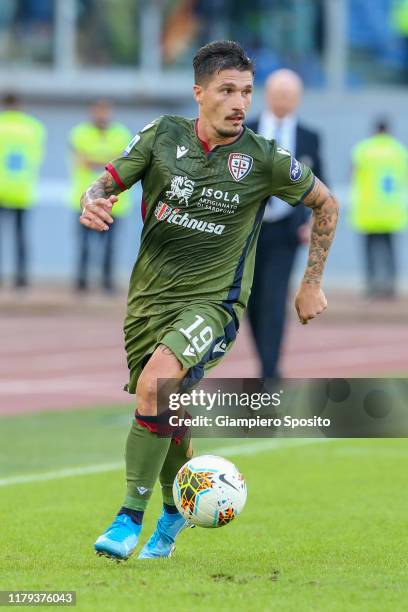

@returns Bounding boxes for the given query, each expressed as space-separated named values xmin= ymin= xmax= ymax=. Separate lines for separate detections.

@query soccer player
xmin=80 ymin=41 xmax=338 ymax=560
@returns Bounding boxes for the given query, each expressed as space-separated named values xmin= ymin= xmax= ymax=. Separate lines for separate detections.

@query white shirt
xmin=258 ymin=111 xmax=298 ymax=222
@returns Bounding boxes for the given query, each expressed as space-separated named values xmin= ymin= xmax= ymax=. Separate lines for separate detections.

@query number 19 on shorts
xmin=179 ymin=315 xmax=213 ymax=356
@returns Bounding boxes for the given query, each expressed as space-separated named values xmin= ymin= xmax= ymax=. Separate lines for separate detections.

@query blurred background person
xmin=391 ymin=0 xmax=408 ymax=83
xmin=0 ymin=93 xmax=46 ymax=289
xmin=350 ymin=119 xmax=408 ymax=299
xmin=247 ymin=69 xmax=325 ymax=379
xmin=69 ymin=100 xmax=131 ymax=294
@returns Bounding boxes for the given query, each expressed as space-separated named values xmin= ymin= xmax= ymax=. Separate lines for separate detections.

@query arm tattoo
xmin=302 ymin=178 xmax=339 ymax=284
xmin=80 ymin=171 xmax=121 ymax=211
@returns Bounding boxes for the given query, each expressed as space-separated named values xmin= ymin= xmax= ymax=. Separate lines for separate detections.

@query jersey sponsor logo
xmin=166 ymin=175 xmax=195 ymax=206
xmin=176 ymin=145 xmax=189 ymax=159
xmin=290 ymin=157 xmax=303 ymax=181
xmin=277 ymin=147 xmax=291 ymax=156
xmin=228 ymin=153 xmax=253 ymax=181
xmin=198 ymin=187 xmax=240 ymax=215
xmin=154 ymin=201 xmax=180 ymax=221
xmin=154 ymin=201 xmax=225 ymax=235
xmin=123 ymin=134 xmax=140 ymax=156
xmin=199 ymin=187 xmax=240 ymax=204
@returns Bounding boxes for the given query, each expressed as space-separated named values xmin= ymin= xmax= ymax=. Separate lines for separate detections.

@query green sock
xmin=124 ymin=420 xmax=172 ymax=511
xmin=159 ymin=435 xmax=193 ymax=506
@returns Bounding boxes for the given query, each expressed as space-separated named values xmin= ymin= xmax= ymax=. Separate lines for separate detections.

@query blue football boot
xmin=94 ymin=514 xmax=141 ymax=561
xmin=138 ymin=509 xmax=192 ymax=559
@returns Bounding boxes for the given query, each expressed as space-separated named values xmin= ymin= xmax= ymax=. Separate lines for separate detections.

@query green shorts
xmin=123 ymin=302 xmax=238 ymax=394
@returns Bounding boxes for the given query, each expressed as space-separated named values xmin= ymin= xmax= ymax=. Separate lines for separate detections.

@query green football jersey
xmin=106 ymin=115 xmax=315 ymax=323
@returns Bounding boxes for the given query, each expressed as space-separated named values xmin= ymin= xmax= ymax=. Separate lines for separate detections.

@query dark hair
xmin=193 ymin=40 xmax=255 ymax=85
xmin=2 ymin=93 xmax=20 ymax=108
xmin=374 ymin=118 xmax=389 ymax=134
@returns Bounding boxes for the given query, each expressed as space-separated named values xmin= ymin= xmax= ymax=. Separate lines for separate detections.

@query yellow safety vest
xmin=350 ymin=134 xmax=408 ymax=233
xmin=70 ymin=121 xmax=132 ymax=217
xmin=0 ymin=110 xmax=46 ymax=208
xmin=391 ymin=0 xmax=408 ymax=35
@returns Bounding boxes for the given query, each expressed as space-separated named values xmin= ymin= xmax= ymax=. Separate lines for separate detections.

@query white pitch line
xmin=0 ymin=462 xmax=124 ymax=486
xmin=0 ymin=438 xmax=329 ymax=488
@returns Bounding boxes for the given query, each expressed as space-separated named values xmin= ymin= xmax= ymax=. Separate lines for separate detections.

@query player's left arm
xmin=295 ymin=177 xmax=339 ymax=324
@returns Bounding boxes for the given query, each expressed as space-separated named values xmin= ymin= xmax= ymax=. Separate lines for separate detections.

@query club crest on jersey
xmin=154 ymin=202 xmax=180 ymax=221
xmin=166 ymin=175 xmax=195 ymax=206
xmin=290 ymin=157 xmax=303 ymax=182
xmin=228 ymin=153 xmax=253 ymax=181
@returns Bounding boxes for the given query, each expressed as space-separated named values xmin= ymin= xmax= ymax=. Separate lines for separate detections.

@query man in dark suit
xmin=247 ymin=69 xmax=324 ymax=379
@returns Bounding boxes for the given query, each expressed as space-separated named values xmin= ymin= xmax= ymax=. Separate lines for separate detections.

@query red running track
xmin=0 ymin=311 xmax=407 ymax=415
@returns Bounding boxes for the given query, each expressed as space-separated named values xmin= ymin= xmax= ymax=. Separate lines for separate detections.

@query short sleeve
xmin=270 ymin=143 xmax=315 ymax=206
xmin=106 ymin=118 xmax=161 ymax=191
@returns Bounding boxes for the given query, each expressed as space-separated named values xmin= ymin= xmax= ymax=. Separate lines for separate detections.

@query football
xmin=172 ymin=455 xmax=247 ymax=527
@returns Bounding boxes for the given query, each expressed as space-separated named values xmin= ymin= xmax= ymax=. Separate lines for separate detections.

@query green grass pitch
xmin=1 ymin=406 xmax=407 ymax=611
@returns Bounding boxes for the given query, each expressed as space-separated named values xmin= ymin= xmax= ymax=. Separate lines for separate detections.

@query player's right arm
xmin=79 ymin=172 xmax=121 ymax=231
xmin=79 ymin=118 xmax=160 ymax=232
